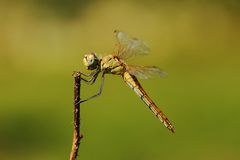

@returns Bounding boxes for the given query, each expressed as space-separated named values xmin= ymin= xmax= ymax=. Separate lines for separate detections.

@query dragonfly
xmin=79 ymin=30 xmax=174 ymax=133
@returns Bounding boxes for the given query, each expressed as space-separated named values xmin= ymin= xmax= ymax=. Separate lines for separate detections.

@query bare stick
xmin=70 ymin=71 xmax=83 ymax=160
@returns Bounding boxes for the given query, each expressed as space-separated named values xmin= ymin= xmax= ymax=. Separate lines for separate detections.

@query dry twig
xmin=70 ymin=71 xmax=83 ymax=160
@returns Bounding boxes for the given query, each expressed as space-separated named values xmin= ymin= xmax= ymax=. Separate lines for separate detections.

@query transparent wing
xmin=114 ymin=30 xmax=150 ymax=60
xmin=126 ymin=65 xmax=167 ymax=79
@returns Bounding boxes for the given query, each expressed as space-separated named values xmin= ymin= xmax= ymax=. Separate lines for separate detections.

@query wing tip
xmin=114 ymin=29 xmax=119 ymax=34
xmin=114 ymin=29 xmax=122 ymax=36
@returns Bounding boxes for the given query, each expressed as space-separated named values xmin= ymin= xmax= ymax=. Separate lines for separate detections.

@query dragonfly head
xmin=83 ymin=52 xmax=99 ymax=70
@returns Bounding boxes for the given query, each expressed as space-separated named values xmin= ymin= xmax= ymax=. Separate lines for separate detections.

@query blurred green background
xmin=0 ymin=0 xmax=240 ymax=160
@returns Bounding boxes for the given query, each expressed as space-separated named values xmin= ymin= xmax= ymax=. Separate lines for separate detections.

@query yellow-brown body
xmin=100 ymin=55 xmax=126 ymax=75
xmin=100 ymin=54 xmax=174 ymax=132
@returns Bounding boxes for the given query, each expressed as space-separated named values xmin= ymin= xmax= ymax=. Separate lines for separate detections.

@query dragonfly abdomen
xmin=123 ymin=72 xmax=175 ymax=133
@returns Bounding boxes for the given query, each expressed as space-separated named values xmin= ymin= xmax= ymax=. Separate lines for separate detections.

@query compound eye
xmin=91 ymin=57 xmax=95 ymax=64
xmin=88 ymin=54 xmax=93 ymax=61
xmin=90 ymin=54 xmax=94 ymax=59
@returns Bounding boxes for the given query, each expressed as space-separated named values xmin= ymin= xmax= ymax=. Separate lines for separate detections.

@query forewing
xmin=114 ymin=30 xmax=150 ymax=60
xmin=127 ymin=65 xmax=167 ymax=79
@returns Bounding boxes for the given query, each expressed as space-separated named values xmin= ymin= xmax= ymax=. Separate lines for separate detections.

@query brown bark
xmin=70 ymin=71 xmax=83 ymax=160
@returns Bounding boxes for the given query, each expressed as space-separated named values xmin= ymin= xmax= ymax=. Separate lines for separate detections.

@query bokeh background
xmin=0 ymin=0 xmax=240 ymax=160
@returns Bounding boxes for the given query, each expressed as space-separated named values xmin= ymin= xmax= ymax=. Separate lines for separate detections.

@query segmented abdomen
xmin=122 ymin=72 xmax=175 ymax=133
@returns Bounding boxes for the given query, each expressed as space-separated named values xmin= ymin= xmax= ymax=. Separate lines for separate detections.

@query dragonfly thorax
xmin=100 ymin=55 xmax=126 ymax=75
xmin=83 ymin=52 xmax=100 ymax=70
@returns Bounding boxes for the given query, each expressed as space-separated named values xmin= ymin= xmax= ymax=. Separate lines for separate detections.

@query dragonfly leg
xmin=78 ymin=71 xmax=96 ymax=77
xmin=77 ymin=73 xmax=105 ymax=104
xmin=80 ymin=70 xmax=100 ymax=85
